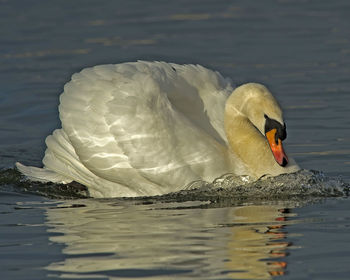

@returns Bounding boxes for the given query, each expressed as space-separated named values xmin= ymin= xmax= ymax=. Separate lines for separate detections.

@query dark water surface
xmin=1 ymin=0 xmax=350 ymax=279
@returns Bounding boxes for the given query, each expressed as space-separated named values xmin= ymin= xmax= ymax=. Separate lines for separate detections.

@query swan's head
xmin=227 ymin=83 xmax=289 ymax=167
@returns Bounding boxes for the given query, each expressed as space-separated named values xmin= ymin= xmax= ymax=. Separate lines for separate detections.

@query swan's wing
xmin=58 ymin=62 xmax=231 ymax=194
xmin=170 ymin=63 xmax=233 ymax=143
xmin=59 ymin=64 xmax=164 ymax=196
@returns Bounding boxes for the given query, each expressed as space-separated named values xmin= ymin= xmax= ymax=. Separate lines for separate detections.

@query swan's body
xmin=17 ymin=61 xmax=299 ymax=197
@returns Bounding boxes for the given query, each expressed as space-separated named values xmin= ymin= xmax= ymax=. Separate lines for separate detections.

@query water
xmin=1 ymin=0 xmax=350 ymax=279
xmin=2 ymin=195 xmax=350 ymax=280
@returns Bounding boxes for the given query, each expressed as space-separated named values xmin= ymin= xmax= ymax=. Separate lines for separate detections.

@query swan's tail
xmin=15 ymin=162 xmax=72 ymax=183
xmin=16 ymin=129 xmax=92 ymax=185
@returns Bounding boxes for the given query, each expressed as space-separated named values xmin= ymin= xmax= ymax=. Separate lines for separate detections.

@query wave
xmin=0 ymin=168 xmax=349 ymax=204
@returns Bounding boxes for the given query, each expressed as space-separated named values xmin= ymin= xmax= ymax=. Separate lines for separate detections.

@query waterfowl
xmin=16 ymin=61 xmax=299 ymax=197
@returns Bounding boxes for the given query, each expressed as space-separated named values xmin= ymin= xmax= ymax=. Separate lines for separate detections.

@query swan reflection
xmin=226 ymin=206 xmax=293 ymax=279
xmin=44 ymin=200 xmax=297 ymax=279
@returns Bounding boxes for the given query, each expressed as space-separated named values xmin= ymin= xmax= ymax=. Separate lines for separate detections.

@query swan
xmin=16 ymin=61 xmax=300 ymax=197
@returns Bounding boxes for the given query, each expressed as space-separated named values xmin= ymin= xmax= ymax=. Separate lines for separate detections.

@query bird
xmin=16 ymin=61 xmax=300 ymax=198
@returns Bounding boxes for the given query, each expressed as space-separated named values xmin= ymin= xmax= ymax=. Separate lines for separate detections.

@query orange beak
xmin=265 ymin=128 xmax=288 ymax=167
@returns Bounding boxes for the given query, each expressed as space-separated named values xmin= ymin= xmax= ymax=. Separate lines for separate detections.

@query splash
xmin=135 ymin=170 xmax=349 ymax=207
xmin=0 ymin=168 xmax=349 ymax=203
xmin=165 ymin=170 xmax=349 ymax=205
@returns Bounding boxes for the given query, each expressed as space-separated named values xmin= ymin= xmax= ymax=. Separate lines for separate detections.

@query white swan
xmin=16 ymin=61 xmax=300 ymax=197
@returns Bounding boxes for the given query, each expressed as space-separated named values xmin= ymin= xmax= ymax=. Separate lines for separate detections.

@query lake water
xmin=1 ymin=0 xmax=350 ymax=279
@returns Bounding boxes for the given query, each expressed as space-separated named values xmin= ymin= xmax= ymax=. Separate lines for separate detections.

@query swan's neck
xmin=224 ymin=112 xmax=278 ymax=178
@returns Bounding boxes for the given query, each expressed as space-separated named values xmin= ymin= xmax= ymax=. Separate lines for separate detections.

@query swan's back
xmin=37 ymin=61 xmax=234 ymax=197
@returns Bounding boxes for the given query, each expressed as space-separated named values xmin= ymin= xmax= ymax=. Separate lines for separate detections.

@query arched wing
xmin=59 ymin=62 xmax=232 ymax=193
xmin=170 ymin=62 xmax=232 ymax=143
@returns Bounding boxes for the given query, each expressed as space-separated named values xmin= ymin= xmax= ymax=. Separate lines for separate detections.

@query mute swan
xmin=16 ymin=61 xmax=300 ymax=197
